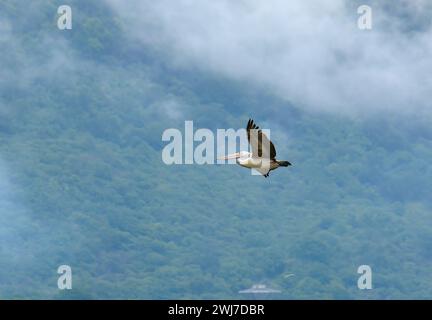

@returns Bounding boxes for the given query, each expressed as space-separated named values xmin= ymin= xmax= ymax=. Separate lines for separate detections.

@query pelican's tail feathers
xmin=277 ymin=160 xmax=291 ymax=167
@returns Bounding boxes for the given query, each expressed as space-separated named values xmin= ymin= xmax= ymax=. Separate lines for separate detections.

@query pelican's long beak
xmin=217 ymin=152 xmax=240 ymax=160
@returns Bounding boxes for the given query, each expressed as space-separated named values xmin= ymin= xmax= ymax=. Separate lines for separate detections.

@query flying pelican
xmin=220 ymin=119 xmax=291 ymax=177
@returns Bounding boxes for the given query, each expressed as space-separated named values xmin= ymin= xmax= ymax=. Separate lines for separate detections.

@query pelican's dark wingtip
xmin=247 ymin=118 xmax=254 ymax=130
xmin=247 ymin=118 xmax=260 ymax=130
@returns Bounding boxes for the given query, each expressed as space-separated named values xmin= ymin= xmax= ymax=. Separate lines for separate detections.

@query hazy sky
xmin=106 ymin=0 xmax=432 ymax=118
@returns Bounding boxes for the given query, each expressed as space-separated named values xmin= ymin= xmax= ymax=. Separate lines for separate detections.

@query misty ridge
xmin=0 ymin=0 xmax=431 ymax=299
xmin=107 ymin=0 xmax=432 ymax=118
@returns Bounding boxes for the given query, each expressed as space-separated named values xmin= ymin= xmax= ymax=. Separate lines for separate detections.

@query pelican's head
xmin=238 ymin=151 xmax=252 ymax=159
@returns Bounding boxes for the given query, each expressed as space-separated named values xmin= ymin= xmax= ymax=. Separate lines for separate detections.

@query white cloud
xmin=106 ymin=0 xmax=432 ymax=118
xmin=154 ymin=97 xmax=185 ymax=120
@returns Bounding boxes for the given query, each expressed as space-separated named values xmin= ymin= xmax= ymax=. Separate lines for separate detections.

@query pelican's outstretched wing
xmin=246 ymin=119 xmax=276 ymax=159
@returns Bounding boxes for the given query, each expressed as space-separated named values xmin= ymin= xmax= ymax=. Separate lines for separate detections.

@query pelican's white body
xmin=230 ymin=151 xmax=280 ymax=175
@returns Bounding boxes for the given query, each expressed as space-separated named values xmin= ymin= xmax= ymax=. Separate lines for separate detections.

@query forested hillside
xmin=0 ymin=0 xmax=432 ymax=299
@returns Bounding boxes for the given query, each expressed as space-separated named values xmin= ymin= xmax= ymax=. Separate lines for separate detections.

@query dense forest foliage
xmin=0 ymin=0 xmax=432 ymax=299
